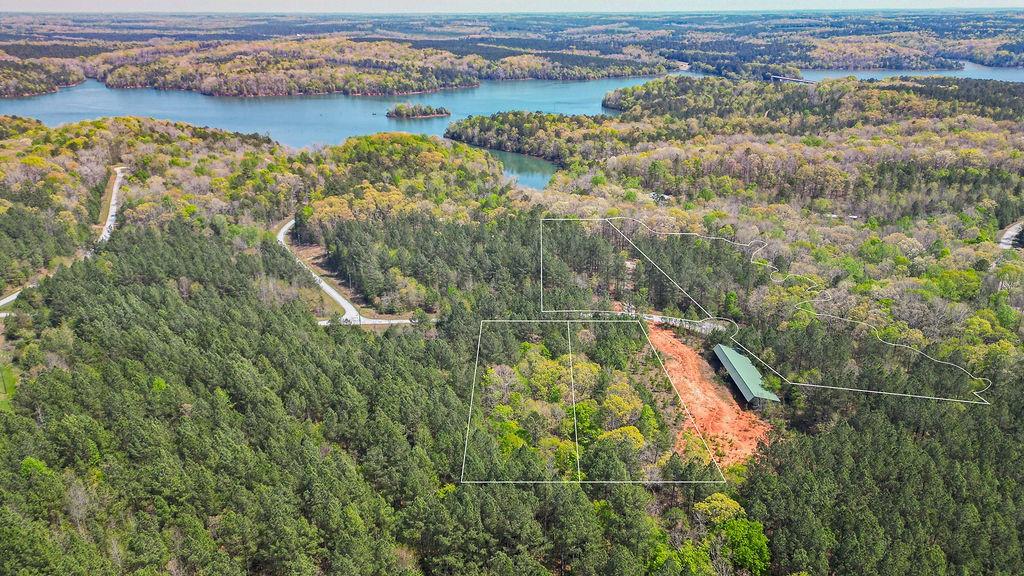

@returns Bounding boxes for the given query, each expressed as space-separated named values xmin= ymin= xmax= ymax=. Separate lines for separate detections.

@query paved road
xmin=0 ymin=290 xmax=20 ymax=307
xmin=276 ymin=219 xmax=412 ymax=326
xmin=0 ymin=289 xmax=19 ymax=315
xmin=1000 ymin=221 xmax=1023 ymax=249
xmin=1 ymin=166 xmax=126 ymax=318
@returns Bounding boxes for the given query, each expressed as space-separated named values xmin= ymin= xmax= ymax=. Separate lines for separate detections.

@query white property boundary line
xmin=566 ymin=321 xmax=583 ymax=482
xmin=540 ymin=217 xmax=992 ymax=406
xmin=459 ymin=318 xmax=727 ymax=484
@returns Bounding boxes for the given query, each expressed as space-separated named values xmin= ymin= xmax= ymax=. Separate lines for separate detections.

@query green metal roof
xmin=713 ymin=344 xmax=780 ymax=403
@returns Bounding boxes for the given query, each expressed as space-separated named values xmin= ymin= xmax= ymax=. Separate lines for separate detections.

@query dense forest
xmin=0 ymin=210 xmax=769 ymax=574
xmin=0 ymin=116 xmax=105 ymax=293
xmin=0 ymin=58 xmax=83 ymax=98
xmin=0 ymin=115 xmax=288 ymax=294
xmin=445 ymin=75 xmax=1024 ymax=572
xmin=4 ymin=11 xmax=1024 ymax=97
xmin=448 ymin=76 xmax=1024 ymax=223
xmin=2 ymin=35 xmax=666 ymax=98
xmin=2 ymin=23 xmax=1024 ymax=574
xmin=387 ymin=104 xmax=451 ymax=119
xmin=297 ymin=202 xmax=1024 ymax=575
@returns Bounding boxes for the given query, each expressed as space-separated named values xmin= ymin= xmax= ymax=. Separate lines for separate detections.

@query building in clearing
xmin=713 ymin=344 xmax=781 ymax=405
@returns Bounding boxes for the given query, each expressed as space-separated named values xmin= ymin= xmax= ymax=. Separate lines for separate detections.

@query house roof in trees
xmin=713 ymin=344 xmax=780 ymax=404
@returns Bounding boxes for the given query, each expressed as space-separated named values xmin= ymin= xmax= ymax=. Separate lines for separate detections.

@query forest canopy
xmin=387 ymin=103 xmax=451 ymax=119
xmin=4 ymin=11 xmax=1024 ymax=97
xmin=1 ymin=18 xmax=1024 ymax=574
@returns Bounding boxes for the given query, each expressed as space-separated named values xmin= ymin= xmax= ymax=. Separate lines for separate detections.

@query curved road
xmin=1000 ymin=221 xmax=1023 ymax=249
xmin=276 ymin=219 xmax=411 ymax=326
xmin=1 ymin=166 xmax=126 ymax=317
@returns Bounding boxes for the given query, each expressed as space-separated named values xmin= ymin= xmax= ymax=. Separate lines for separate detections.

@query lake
xmin=4 ymin=63 xmax=1024 ymax=188
xmin=801 ymin=61 xmax=1024 ymax=82
xmin=0 ymin=74 xmax=702 ymax=189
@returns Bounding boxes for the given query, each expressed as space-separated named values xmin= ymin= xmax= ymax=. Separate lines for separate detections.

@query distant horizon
xmin=2 ymin=2 xmax=1023 ymax=15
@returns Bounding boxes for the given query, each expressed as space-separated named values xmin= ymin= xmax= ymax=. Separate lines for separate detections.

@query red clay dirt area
xmin=646 ymin=323 xmax=771 ymax=467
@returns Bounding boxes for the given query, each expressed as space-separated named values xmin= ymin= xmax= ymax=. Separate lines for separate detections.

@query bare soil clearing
xmin=93 ymin=167 xmax=121 ymax=237
xmin=646 ymin=323 xmax=771 ymax=467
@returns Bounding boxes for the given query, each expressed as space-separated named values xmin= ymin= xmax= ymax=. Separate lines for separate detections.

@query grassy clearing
xmin=298 ymin=285 xmax=347 ymax=319
xmin=0 ymin=364 xmax=17 ymax=412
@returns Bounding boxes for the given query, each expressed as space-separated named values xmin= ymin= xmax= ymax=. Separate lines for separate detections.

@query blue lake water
xmin=3 ymin=63 xmax=1023 ymax=188
xmin=0 ymin=74 xmax=701 ymax=189
xmin=801 ymin=61 xmax=1024 ymax=82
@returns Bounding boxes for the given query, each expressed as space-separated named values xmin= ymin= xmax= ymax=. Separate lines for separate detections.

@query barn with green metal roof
xmin=713 ymin=344 xmax=780 ymax=406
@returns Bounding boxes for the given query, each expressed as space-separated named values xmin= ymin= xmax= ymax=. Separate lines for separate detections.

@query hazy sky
xmin=3 ymin=0 xmax=1023 ymax=13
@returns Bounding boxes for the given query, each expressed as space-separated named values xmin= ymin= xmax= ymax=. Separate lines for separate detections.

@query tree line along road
xmin=275 ymin=219 xmax=412 ymax=327
xmin=0 ymin=165 xmax=126 ymax=317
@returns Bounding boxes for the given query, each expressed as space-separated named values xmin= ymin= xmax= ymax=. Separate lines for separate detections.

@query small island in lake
xmin=386 ymin=103 xmax=451 ymax=119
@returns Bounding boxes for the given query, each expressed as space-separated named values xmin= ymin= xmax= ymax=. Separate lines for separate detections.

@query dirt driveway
xmin=647 ymin=323 xmax=771 ymax=467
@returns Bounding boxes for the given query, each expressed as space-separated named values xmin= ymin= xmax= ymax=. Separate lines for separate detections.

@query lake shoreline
xmin=30 ymin=69 xmax=674 ymax=101
xmin=388 ymin=113 xmax=451 ymax=119
xmin=5 ymin=64 xmax=1023 ymax=188
xmin=1 ymin=78 xmax=86 ymax=100
xmin=800 ymin=60 xmax=1024 ymax=82
xmin=89 ymin=80 xmax=481 ymax=99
